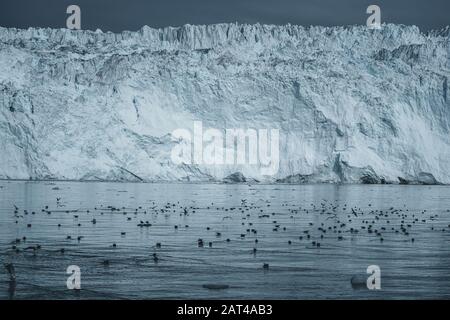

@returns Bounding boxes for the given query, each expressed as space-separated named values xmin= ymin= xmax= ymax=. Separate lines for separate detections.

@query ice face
xmin=0 ymin=23 xmax=449 ymax=183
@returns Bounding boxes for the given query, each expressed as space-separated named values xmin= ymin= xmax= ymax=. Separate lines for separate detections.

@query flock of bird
xmin=3 ymin=192 xmax=450 ymax=292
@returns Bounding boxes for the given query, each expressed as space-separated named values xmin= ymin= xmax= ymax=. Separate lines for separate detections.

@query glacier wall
xmin=0 ymin=23 xmax=449 ymax=183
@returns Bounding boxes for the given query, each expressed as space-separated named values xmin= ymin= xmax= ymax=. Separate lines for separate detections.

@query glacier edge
xmin=0 ymin=23 xmax=449 ymax=184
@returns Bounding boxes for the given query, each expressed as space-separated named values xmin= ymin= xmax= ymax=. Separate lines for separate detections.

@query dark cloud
xmin=0 ymin=0 xmax=448 ymax=32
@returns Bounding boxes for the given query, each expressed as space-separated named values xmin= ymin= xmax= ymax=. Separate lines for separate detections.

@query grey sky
xmin=0 ymin=0 xmax=448 ymax=32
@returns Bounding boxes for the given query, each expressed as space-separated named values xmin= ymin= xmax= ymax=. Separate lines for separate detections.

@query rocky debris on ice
xmin=223 ymin=172 xmax=247 ymax=183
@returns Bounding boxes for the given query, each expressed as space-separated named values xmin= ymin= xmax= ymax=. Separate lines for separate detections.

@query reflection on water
xmin=0 ymin=181 xmax=450 ymax=299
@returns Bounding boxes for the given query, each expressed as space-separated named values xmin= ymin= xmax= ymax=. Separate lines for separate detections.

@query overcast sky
xmin=0 ymin=0 xmax=448 ymax=32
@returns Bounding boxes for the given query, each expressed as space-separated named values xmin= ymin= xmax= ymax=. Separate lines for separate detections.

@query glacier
xmin=0 ymin=23 xmax=449 ymax=184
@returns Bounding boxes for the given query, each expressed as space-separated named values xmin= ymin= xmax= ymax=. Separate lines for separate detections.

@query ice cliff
xmin=0 ymin=23 xmax=449 ymax=183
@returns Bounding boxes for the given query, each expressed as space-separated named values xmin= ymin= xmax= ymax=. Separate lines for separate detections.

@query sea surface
xmin=0 ymin=181 xmax=450 ymax=299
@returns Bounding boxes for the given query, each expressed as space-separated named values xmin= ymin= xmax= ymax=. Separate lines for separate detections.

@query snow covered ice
xmin=0 ymin=23 xmax=449 ymax=183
